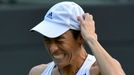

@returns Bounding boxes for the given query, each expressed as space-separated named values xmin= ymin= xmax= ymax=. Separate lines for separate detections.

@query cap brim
xmin=31 ymin=20 xmax=70 ymax=38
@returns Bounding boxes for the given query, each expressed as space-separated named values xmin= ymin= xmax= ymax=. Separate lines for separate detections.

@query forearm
xmin=87 ymin=38 xmax=125 ymax=75
xmin=77 ymin=13 xmax=125 ymax=75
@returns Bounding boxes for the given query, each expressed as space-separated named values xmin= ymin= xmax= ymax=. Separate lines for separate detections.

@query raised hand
xmin=77 ymin=13 xmax=97 ymax=42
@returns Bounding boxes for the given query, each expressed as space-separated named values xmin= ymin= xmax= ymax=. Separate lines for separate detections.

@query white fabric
xmin=41 ymin=62 xmax=55 ymax=75
xmin=41 ymin=54 xmax=96 ymax=75
xmin=31 ymin=1 xmax=84 ymax=38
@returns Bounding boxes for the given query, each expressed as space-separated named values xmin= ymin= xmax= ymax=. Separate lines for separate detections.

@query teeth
xmin=53 ymin=54 xmax=64 ymax=59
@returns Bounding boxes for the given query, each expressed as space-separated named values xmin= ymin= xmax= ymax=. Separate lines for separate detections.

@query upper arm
xmin=28 ymin=64 xmax=47 ymax=75
xmin=90 ymin=59 xmax=125 ymax=75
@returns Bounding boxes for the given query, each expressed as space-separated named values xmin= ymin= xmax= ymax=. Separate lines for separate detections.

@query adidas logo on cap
xmin=46 ymin=12 xmax=53 ymax=19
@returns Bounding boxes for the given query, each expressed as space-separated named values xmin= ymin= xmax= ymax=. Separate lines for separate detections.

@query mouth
xmin=53 ymin=54 xmax=64 ymax=59
xmin=52 ymin=53 xmax=72 ymax=68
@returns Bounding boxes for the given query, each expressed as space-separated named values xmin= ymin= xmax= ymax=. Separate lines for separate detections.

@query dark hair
xmin=70 ymin=29 xmax=81 ymax=39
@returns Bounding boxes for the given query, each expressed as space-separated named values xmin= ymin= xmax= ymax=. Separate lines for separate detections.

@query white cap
xmin=31 ymin=1 xmax=84 ymax=38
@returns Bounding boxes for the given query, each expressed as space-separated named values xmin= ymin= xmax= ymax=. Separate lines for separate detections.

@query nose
xmin=49 ymin=42 xmax=59 ymax=53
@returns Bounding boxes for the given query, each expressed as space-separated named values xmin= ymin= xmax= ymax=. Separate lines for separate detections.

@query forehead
xmin=60 ymin=30 xmax=73 ymax=37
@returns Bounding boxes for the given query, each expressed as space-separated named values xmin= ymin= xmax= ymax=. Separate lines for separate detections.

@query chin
xmin=55 ymin=62 xmax=68 ymax=69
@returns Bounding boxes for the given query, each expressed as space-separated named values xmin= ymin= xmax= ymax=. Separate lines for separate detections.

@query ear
xmin=77 ymin=34 xmax=84 ymax=45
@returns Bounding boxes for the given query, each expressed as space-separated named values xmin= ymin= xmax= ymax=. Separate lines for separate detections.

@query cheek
xmin=60 ymin=44 xmax=76 ymax=57
xmin=43 ymin=43 xmax=52 ymax=54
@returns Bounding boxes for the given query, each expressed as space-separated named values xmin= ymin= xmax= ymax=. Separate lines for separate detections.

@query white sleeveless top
xmin=41 ymin=54 xmax=96 ymax=75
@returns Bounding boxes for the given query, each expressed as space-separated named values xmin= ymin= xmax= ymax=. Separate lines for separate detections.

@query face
xmin=43 ymin=30 xmax=82 ymax=69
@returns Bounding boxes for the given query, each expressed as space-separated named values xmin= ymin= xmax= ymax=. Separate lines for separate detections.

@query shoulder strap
xmin=76 ymin=54 xmax=96 ymax=75
xmin=41 ymin=62 xmax=55 ymax=75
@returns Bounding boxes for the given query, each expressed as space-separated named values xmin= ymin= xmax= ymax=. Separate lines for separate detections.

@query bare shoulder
xmin=28 ymin=64 xmax=48 ymax=75
xmin=90 ymin=61 xmax=101 ymax=75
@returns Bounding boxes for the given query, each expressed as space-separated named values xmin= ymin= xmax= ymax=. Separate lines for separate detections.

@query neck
xmin=58 ymin=47 xmax=88 ymax=75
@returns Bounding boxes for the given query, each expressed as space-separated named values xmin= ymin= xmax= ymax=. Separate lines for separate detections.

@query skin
xmin=44 ymin=29 xmax=88 ymax=75
xmin=29 ymin=13 xmax=125 ymax=75
xmin=77 ymin=13 xmax=125 ymax=75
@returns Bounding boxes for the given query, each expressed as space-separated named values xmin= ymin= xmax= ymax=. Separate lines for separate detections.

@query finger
xmin=82 ymin=13 xmax=86 ymax=20
xmin=84 ymin=13 xmax=89 ymax=20
xmin=77 ymin=16 xmax=84 ymax=25
xmin=90 ymin=14 xmax=93 ymax=20
xmin=84 ymin=13 xmax=93 ymax=20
